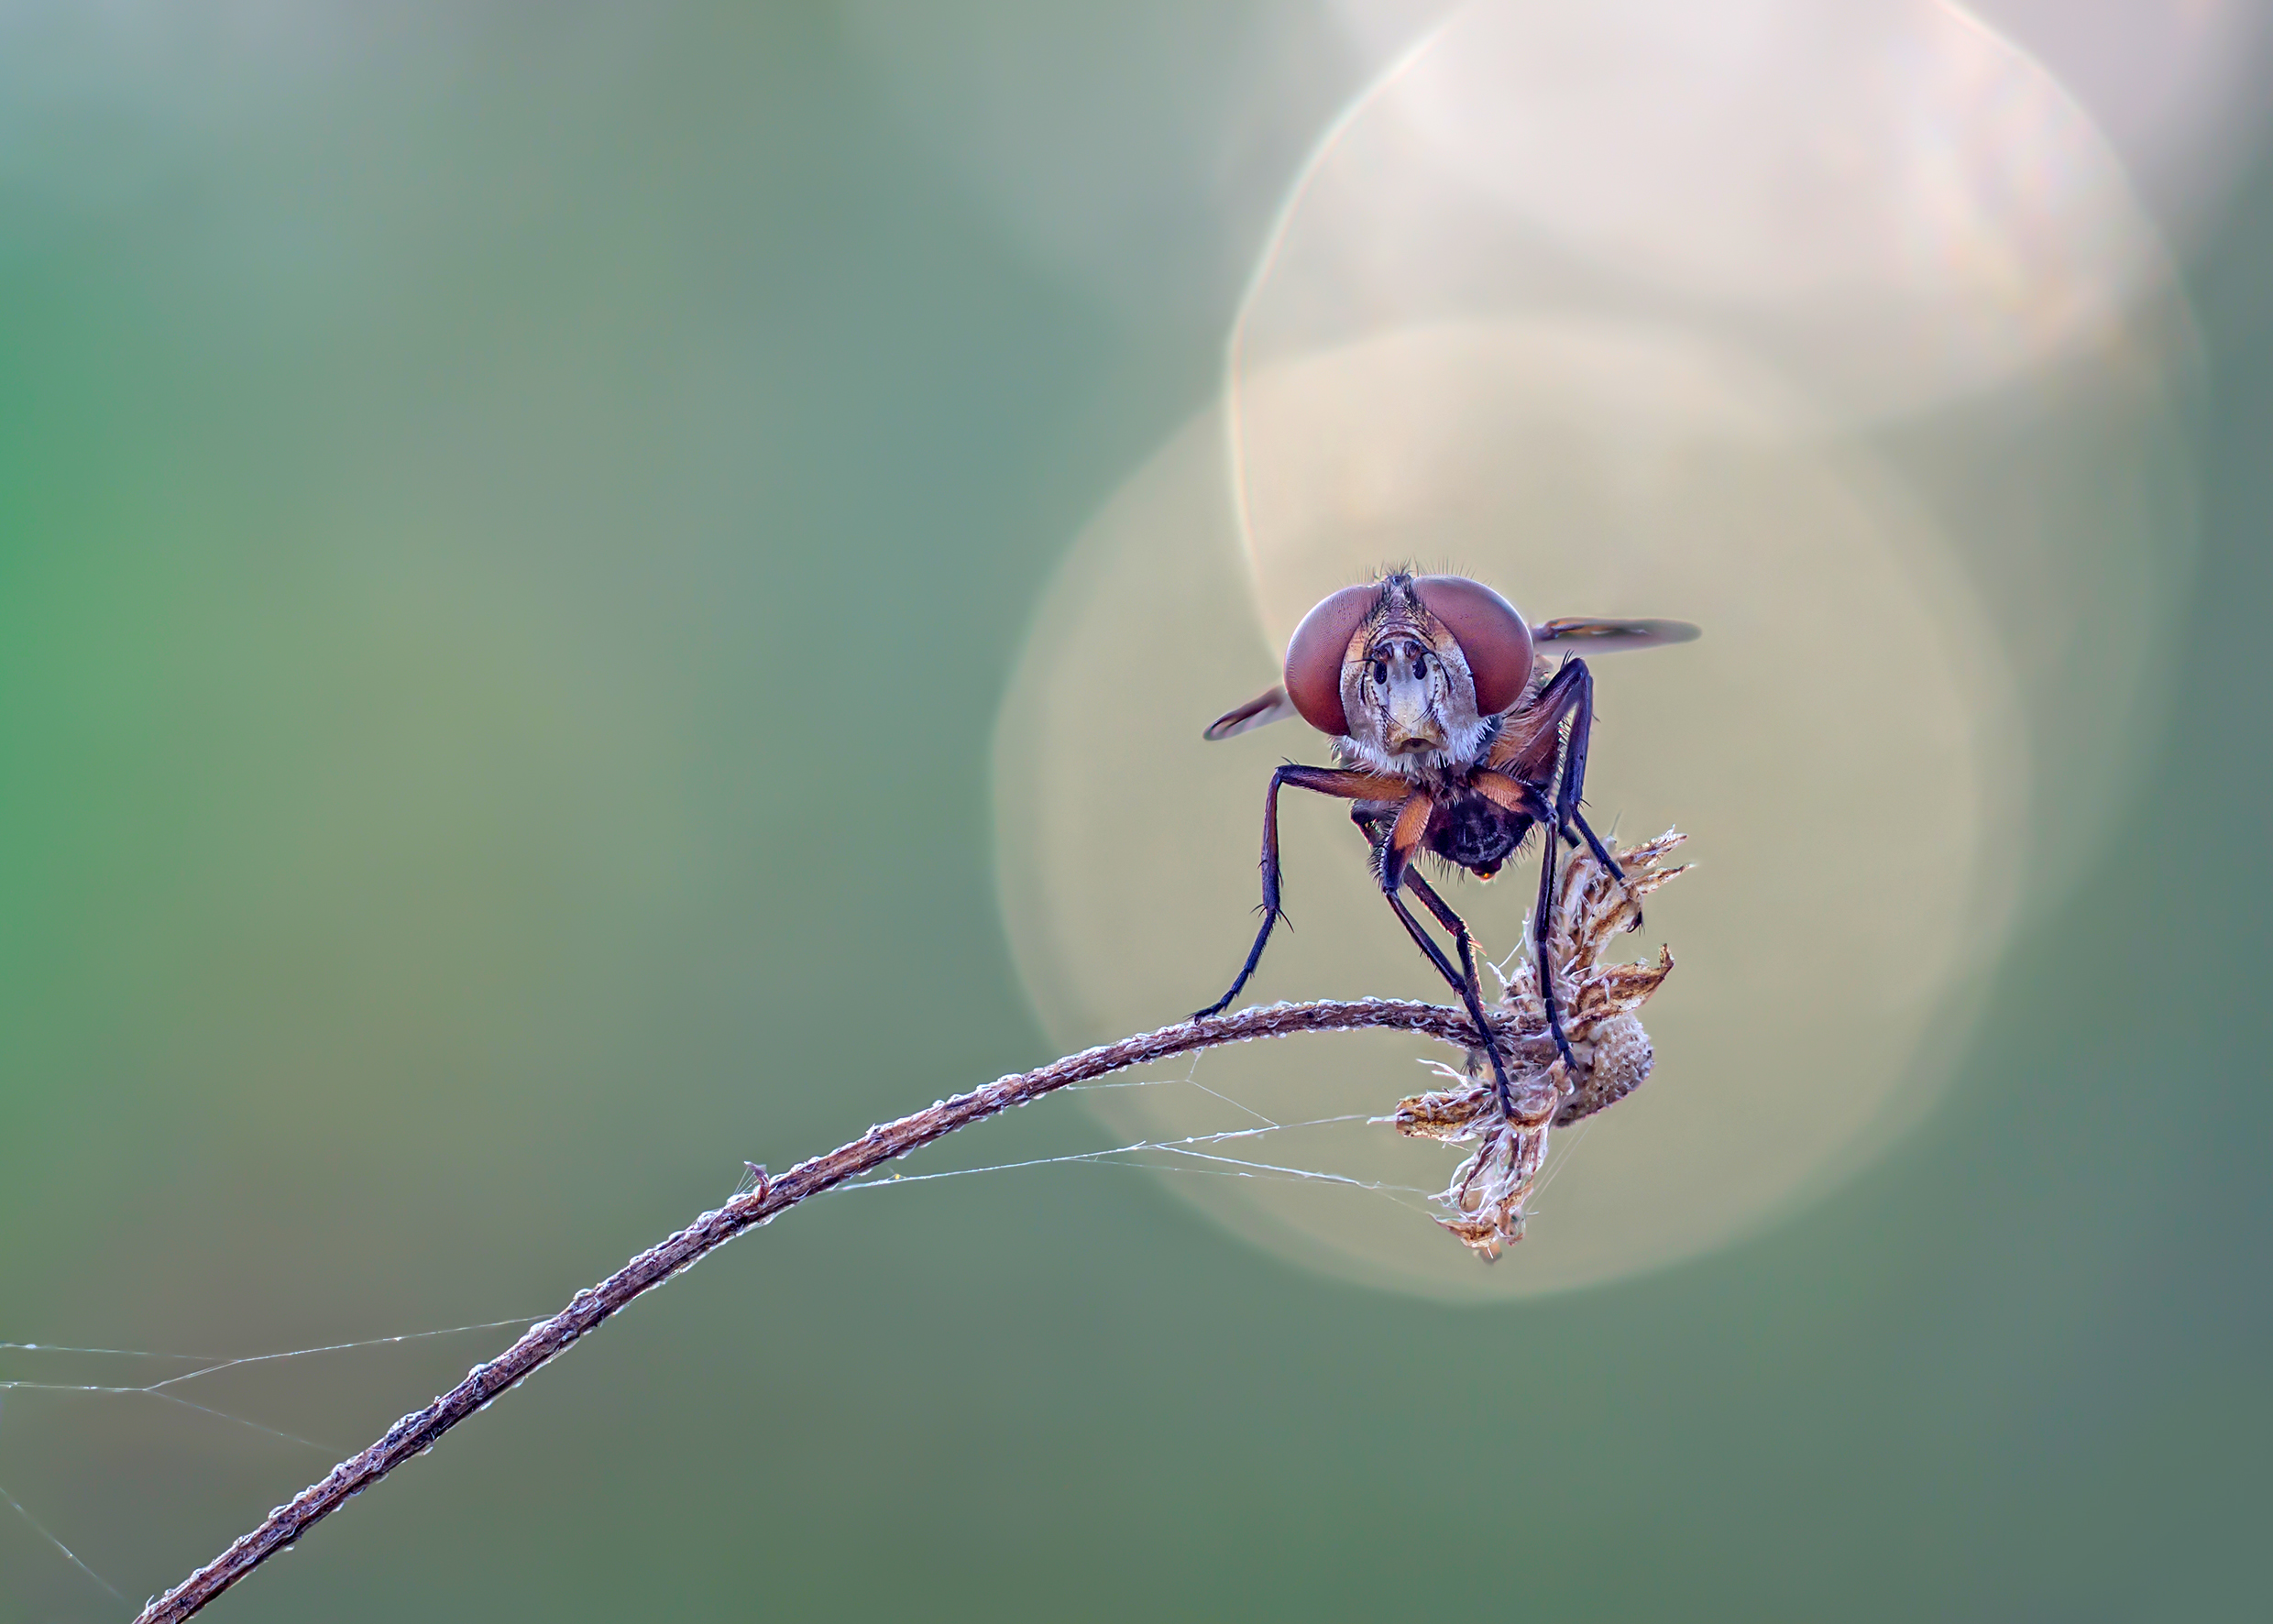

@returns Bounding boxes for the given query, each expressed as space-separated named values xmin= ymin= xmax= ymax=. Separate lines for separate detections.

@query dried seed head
xmin=1390 ymin=830 xmax=1688 ymax=1259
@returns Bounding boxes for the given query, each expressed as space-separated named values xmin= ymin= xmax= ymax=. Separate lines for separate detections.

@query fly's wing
xmin=1532 ymin=617 xmax=1701 ymax=654
xmin=1203 ymin=684 xmax=1300 ymax=741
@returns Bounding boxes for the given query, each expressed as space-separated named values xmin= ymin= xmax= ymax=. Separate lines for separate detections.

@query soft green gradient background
xmin=2 ymin=5 xmax=2268 ymax=1619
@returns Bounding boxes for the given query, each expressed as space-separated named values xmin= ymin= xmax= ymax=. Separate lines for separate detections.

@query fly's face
xmin=1358 ymin=631 xmax=1453 ymax=754
xmin=1343 ymin=625 xmax=1468 ymax=773
xmin=1335 ymin=577 xmax=1499 ymax=778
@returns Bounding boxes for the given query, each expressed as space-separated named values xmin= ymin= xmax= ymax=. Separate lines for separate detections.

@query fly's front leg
xmin=1401 ymin=868 xmax=1489 ymax=1014
xmin=1497 ymin=659 xmax=1637 ymax=926
xmin=1194 ymin=764 xmax=1408 ymax=1020
xmin=1375 ymin=794 xmax=1518 ymax=1115
xmin=1546 ymin=659 xmax=1627 ymax=894
xmin=1354 ymin=804 xmax=1480 ymax=1005
xmin=1380 ymin=883 xmax=1516 ymax=1115
xmin=1402 ymin=868 xmax=1518 ymax=1117
xmin=1193 ymin=768 xmax=1293 ymax=1019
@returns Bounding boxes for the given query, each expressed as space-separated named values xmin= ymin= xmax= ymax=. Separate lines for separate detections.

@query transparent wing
xmin=1532 ymin=617 xmax=1701 ymax=654
xmin=1203 ymin=685 xmax=1300 ymax=741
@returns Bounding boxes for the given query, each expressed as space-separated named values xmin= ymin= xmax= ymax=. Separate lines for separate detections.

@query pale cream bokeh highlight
xmin=995 ymin=324 xmax=2023 ymax=1300
xmin=993 ymin=0 xmax=2195 ymax=1298
xmin=1233 ymin=0 xmax=2197 ymax=900
xmin=1256 ymin=0 xmax=2175 ymax=424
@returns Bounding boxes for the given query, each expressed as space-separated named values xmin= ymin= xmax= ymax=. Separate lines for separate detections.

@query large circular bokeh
xmin=994 ymin=0 xmax=2197 ymax=1298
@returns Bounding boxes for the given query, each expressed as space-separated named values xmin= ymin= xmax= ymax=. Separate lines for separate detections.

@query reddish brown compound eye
xmin=1281 ymin=583 xmax=1378 ymax=735
xmin=1413 ymin=575 xmax=1534 ymax=715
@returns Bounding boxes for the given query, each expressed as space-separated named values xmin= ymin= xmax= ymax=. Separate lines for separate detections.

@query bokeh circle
xmin=994 ymin=0 xmax=2197 ymax=1298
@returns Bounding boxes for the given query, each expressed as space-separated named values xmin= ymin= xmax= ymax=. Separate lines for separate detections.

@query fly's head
xmin=1280 ymin=571 xmax=1535 ymax=780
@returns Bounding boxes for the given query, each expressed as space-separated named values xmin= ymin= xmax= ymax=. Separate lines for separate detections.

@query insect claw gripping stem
xmin=1193 ymin=916 xmax=1273 ymax=1020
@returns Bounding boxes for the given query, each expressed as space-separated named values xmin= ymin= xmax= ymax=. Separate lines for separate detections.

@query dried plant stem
xmin=137 ymin=996 xmax=1495 ymax=1623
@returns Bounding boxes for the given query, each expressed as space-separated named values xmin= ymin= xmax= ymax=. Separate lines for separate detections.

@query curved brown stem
xmin=137 ymin=996 xmax=1500 ymax=1624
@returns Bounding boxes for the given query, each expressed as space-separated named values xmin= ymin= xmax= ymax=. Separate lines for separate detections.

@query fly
xmin=1194 ymin=570 xmax=1697 ymax=1114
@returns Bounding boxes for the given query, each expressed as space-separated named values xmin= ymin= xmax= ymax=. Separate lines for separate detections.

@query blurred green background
xmin=3 ymin=4 xmax=2268 ymax=1619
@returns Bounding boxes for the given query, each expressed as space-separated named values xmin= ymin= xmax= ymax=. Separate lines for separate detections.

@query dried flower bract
xmin=1390 ymin=830 xmax=1687 ymax=1259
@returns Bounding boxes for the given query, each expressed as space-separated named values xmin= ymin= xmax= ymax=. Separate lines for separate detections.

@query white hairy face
xmin=1336 ymin=617 xmax=1493 ymax=779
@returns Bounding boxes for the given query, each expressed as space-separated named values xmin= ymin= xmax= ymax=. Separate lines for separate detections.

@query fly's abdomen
xmin=1433 ymin=795 xmax=1523 ymax=876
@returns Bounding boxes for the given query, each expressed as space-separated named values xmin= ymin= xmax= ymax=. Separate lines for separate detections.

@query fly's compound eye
xmin=1281 ymin=583 xmax=1379 ymax=735
xmin=1412 ymin=575 xmax=1534 ymax=716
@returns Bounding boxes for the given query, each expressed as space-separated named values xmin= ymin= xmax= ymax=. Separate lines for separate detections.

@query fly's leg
xmin=1497 ymin=658 xmax=1642 ymax=930
xmin=1371 ymin=800 xmax=1519 ymax=1116
xmin=1194 ymin=764 xmax=1411 ymax=1020
xmin=1484 ymin=656 xmax=1635 ymax=1076
xmin=1548 ymin=663 xmax=1650 ymax=935
xmin=1379 ymin=883 xmax=1516 ymax=1116
xmin=1357 ymin=806 xmax=1500 ymax=1036
xmin=1546 ymin=661 xmax=1628 ymax=891
xmin=1565 ymin=806 xmax=1639 ymax=933
xmin=1401 ymin=867 xmax=1519 ymax=1117
xmin=1533 ymin=824 xmax=1579 ymax=1083
xmin=1402 ymin=868 xmax=1490 ymax=1015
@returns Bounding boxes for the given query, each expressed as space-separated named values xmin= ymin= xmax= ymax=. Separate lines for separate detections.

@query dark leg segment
xmin=1546 ymin=663 xmax=1629 ymax=898
xmin=1354 ymin=810 xmax=1469 ymax=993
xmin=1567 ymin=806 xmax=1627 ymax=896
xmin=1488 ymin=662 xmax=1623 ymax=1076
xmin=1193 ymin=764 xmax=1408 ymax=1019
xmin=1381 ymin=883 xmax=1515 ymax=1114
xmin=1401 ymin=868 xmax=1519 ymax=1115
xmin=1353 ymin=807 xmax=1516 ymax=1114
xmin=1533 ymin=817 xmax=1579 ymax=1081
xmin=1488 ymin=666 xmax=1584 ymax=1071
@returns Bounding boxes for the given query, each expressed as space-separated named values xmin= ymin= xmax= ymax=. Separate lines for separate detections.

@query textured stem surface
xmin=137 ymin=997 xmax=1490 ymax=1623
